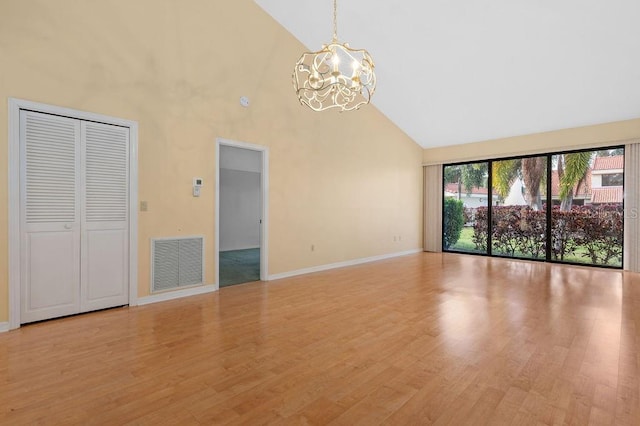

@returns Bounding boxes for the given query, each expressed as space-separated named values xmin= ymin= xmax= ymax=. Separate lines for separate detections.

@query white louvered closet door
xmin=20 ymin=111 xmax=82 ymax=323
xmin=81 ymin=122 xmax=129 ymax=312
xmin=20 ymin=112 xmax=130 ymax=324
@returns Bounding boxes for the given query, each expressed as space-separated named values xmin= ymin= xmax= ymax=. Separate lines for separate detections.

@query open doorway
xmin=215 ymin=139 xmax=268 ymax=287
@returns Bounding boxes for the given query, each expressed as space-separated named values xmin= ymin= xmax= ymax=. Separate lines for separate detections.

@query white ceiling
xmin=255 ymin=0 xmax=640 ymax=149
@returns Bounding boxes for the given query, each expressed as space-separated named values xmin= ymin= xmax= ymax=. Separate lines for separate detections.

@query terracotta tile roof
xmin=590 ymin=187 xmax=623 ymax=204
xmin=444 ymin=182 xmax=488 ymax=195
xmin=550 ymin=170 xmax=591 ymax=198
xmin=593 ymin=155 xmax=624 ymax=171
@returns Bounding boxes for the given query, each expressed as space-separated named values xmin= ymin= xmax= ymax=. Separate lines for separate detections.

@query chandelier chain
xmin=332 ymin=0 xmax=338 ymax=41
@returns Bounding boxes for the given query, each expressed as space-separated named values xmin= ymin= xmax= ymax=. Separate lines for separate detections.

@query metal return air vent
xmin=151 ymin=236 xmax=204 ymax=292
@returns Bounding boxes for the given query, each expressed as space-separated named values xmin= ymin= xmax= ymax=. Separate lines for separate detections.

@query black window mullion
xmin=545 ymin=154 xmax=552 ymax=261
xmin=487 ymin=161 xmax=493 ymax=256
xmin=441 ymin=165 xmax=444 ymax=251
xmin=621 ymin=152 xmax=625 ymax=269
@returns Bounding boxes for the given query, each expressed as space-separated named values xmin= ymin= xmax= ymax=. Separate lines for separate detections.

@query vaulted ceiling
xmin=255 ymin=0 xmax=640 ymax=148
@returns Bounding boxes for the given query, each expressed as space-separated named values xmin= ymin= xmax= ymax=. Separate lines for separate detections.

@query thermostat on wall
xmin=193 ymin=177 xmax=203 ymax=197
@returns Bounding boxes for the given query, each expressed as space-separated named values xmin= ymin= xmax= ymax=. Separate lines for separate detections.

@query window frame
xmin=441 ymin=146 xmax=625 ymax=269
xmin=601 ymin=173 xmax=624 ymax=187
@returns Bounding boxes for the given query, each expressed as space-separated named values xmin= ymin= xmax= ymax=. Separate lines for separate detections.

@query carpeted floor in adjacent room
xmin=219 ymin=248 xmax=260 ymax=287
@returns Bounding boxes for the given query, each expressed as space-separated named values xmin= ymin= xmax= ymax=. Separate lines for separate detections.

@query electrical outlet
xmin=311 ymin=244 xmax=315 ymax=251
xmin=140 ymin=201 xmax=148 ymax=212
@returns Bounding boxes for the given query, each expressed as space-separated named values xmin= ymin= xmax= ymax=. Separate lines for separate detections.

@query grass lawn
xmin=449 ymin=227 xmax=482 ymax=253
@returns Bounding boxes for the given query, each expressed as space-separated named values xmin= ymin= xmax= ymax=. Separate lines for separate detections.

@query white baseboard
xmin=136 ymin=284 xmax=218 ymax=306
xmin=0 ymin=322 xmax=9 ymax=333
xmin=136 ymin=249 xmax=423 ymax=303
xmin=268 ymin=248 xmax=423 ymax=281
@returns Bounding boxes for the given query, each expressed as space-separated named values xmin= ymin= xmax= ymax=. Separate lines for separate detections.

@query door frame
xmin=8 ymin=98 xmax=139 ymax=330
xmin=215 ymin=138 xmax=269 ymax=287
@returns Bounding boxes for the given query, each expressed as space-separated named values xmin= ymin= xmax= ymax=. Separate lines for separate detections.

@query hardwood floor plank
xmin=0 ymin=253 xmax=638 ymax=424
xmin=486 ymin=386 xmax=529 ymax=425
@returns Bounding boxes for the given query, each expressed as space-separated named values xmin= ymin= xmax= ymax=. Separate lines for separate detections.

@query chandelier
xmin=292 ymin=0 xmax=376 ymax=112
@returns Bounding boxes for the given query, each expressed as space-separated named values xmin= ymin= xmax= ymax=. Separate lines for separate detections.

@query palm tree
xmin=557 ymin=152 xmax=592 ymax=211
xmin=491 ymin=159 xmax=519 ymax=200
xmin=492 ymin=158 xmax=546 ymax=210
xmin=521 ymin=157 xmax=546 ymax=210
xmin=476 ymin=154 xmax=591 ymax=212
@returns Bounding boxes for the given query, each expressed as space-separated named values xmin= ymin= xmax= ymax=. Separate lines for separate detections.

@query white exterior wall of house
xmin=444 ymin=178 xmax=527 ymax=209
xmin=444 ymin=192 xmax=488 ymax=209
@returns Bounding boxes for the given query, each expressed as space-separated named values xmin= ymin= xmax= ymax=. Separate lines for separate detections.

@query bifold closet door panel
xmin=81 ymin=121 xmax=130 ymax=312
xmin=20 ymin=111 xmax=82 ymax=323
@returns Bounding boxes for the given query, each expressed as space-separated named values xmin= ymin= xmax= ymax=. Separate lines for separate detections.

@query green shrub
xmin=443 ymin=198 xmax=464 ymax=249
xmin=472 ymin=204 xmax=623 ymax=265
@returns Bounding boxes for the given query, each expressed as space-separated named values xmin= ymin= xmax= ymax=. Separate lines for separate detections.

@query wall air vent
xmin=151 ymin=236 xmax=204 ymax=292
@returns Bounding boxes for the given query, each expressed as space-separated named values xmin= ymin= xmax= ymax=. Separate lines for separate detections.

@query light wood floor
xmin=1 ymin=253 xmax=639 ymax=425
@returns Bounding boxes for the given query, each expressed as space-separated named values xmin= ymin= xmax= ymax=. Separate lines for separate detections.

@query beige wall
xmin=423 ymin=118 xmax=640 ymax=164
xmin=0 ymin=0 xmax=424 ymax=323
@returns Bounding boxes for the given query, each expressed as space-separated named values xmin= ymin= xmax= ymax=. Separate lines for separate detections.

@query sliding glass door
xmin=442 ymin=147 xmax=624 ymax=268
xmin=443 ymin=162 xmax=489 ymax=254
xmin=550 ymin=150 xmax=624 ymax=267
xmin=491 ymin=156 xmax=547 ymax=260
